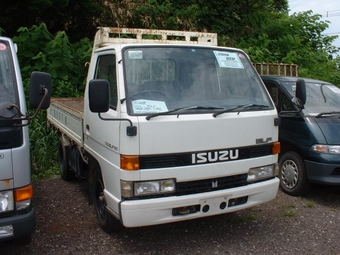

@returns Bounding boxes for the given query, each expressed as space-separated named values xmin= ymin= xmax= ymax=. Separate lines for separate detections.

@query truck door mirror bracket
xmin=1 ymin=86 xmax=50 ymax=127
xmin=127 ymin=126 xmax=137 ymax=136
xmin=98 ymin=113 xmax=137 ymax=136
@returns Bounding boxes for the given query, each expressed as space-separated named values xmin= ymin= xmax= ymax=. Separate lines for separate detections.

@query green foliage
xmin=235 ymin=10 xmax=340 ymax=84
xmin=136 ymin=0 xmax=201 ymax=30
xmin=10 ymin=23 xmax=92 ymax=177
xmin=29 ymin=111 xmax=59 ymax=179
xmin=0 ymin=0 xmax=102 ymax=42
xmin=13 ymin=23 xmax=92 ymax=98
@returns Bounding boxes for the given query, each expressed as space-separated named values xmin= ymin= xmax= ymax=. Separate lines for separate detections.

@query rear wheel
xmin=93 ymin=169 xmax=122 ymax=233
xmin=58 ymin=138 xmax=74 ymax=180
xmin=279 ymin=151 xmax=311 ymax=196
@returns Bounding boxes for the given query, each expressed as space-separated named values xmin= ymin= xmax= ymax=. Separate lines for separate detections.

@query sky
xmin=288 ymin=0 xmax=340 ymax=49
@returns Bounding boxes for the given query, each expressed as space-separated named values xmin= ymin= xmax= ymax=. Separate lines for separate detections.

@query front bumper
xmin=117 ymin=178 xmax=279 ymax=228
xmin=0 ymin=207 xmax=36 ymax=242
xmin=305 ymin=160 xmax=340 ymax=184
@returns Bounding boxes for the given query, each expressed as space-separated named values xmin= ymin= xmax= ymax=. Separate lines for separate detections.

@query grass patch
xmin=305 ymin=202 xmax=316 ymax=208
xmin=282 ymin=203 xmax=296 ymax=209
xmin=232 ymin=213 xmax=258 ymax=223
xmin=32 ymin=166 xmax=59 ymax=181
xmin=283 ymin=210 xmax=296 ymax=217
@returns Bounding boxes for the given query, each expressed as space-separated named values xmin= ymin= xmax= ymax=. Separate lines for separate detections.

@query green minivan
xmin=262 ymin=75 xmax=340 ymax=196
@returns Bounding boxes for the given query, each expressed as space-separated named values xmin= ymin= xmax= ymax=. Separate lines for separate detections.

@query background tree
xmin=0 ymin=0 xmax=104 ymax=42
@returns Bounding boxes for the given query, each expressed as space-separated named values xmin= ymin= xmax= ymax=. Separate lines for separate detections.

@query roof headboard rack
xmin=94 ymin=27 xmax=218 ymax=49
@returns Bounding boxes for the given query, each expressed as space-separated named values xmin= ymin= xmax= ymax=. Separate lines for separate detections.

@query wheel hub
xmin=282 ymin=160 xmax=298 ymax=188
xmin=285 ymin=165 xmax=295 ymax=184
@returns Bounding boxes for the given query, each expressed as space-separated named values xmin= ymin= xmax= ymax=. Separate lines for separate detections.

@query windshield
xmin=282 ymin=80 xmax=340 ymax=116
xmin=123 ymin=46 xmax=273 ymax=115
xmin=0 ymin=40 xmax=16 ymax=105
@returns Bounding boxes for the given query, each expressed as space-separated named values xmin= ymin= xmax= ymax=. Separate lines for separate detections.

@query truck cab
xmin=0 ymin=37 xmax=51 ymax=243
xmin=262 ymin=75 xmax=340 ymax=196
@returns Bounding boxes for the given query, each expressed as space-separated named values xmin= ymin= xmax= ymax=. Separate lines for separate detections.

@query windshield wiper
xmin=146 ymin=106 xmax=223 ymax=120
xmin=316 ymin=111 xmax=340 ymax=118
xmin=213 ymin=104 xmax=269 ymax=118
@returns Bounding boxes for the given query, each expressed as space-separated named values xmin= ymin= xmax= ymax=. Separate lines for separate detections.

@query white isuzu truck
xmin=0 ymin=36 xmax=51 ymax=243
xmin=47 ymin=27 xmax=280 ymax=232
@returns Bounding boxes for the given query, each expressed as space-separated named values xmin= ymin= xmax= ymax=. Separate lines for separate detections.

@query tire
xmin=93 ymin=169 xmax=122 ymax=233
xmin=279 ymin=151 xmax=311 ymax=196
xmin=58 ymin=138 xmax=74 ymax=180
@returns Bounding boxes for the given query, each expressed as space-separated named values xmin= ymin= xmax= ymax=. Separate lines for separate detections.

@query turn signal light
xmin=272 ymin=142 xmax=281 ymax=155
xmin=121 ymin=155 xmax=140 ymax=170
xmin=15 ymin=184 xmax=33 ymax=202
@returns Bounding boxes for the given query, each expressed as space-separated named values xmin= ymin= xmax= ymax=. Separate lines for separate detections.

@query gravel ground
xmin=1 ymin=176 xmax=340 ymax=255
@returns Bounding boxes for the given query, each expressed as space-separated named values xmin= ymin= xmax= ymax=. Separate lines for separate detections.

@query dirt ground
xmin=1 ymin=176 xmax=340 ymax=255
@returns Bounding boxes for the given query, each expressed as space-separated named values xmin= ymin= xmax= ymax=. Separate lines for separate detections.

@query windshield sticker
xmin=213 ymin=51 xmax=244 ymax=69
xmin=128 ymin=51 xmax=143 ymax=59
xmin=328 ymin=85 xmax=340 ymax=93
xmin=132 ymin=99 xmax=168 ymax=113
xmin=0 ymin=43 xmax=6 ymax=51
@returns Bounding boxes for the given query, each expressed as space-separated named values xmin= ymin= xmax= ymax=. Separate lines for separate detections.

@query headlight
xmin=121 ymin=179 xmax=175 ymax=198
xmin=312 ymin=144 xmax=340 ymax=154
xmin=0 ymin=191 xmax=14 ymax=212
xmin=247 ymin=164 xmax=277 ymax=182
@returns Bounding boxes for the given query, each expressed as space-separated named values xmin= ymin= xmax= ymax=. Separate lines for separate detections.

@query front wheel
xmin=93 ymin=169 xmax=122 ymax=233
xmin=279 ymin=151 xmax=311 ymax=196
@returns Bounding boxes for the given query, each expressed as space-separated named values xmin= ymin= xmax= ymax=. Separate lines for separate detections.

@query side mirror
xmin=295 ymin=79 xmax=306 ymax=106
xmin=89 ymin=79 xmax=110 ymax=113
xmin=279 ymin=78 xmax=306 ymax=118
xmin=29 ymin=71 xmax=52 ymax=109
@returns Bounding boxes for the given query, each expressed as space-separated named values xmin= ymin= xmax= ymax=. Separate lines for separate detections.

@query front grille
xmin=331 ymin=168 xmax=340 ymax=175
xmin=176 ymin=174 xmax=248 ymax=196
xmin=140 ymin=154 xmax=191 ymax=169
xmin=140 ymin=144 xmax=273 ymax=169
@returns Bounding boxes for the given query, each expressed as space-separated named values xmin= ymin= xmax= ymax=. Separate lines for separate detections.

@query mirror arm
xmin=97 ymin=113 xmax=137 ymax=136
xmin=10 ymin=88 xmax=49 ymax=127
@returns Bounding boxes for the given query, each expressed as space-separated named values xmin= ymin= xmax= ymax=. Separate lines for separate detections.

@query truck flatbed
xmin=47 ymin=98 xmax=84 ymax=146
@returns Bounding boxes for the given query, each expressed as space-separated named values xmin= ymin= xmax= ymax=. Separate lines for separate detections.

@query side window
xmin=94 ymin=54 xmax=117 ymax=110
xmin=264 ymin=81 xmax=280 ymax=109
xmin=264 ymin=80 xmax=294 ymax=111
xmin=281 ymin=94 xmax=294 ymax=111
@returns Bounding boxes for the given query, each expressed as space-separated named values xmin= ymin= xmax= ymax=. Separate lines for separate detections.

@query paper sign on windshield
xmin=214 ymin=51 xmax=244 ymax=69
xmin=128 ymin=51 xmax=143 ymax=59
xmin=132 ymin=99 xmax=168 ymax=114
